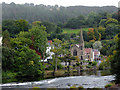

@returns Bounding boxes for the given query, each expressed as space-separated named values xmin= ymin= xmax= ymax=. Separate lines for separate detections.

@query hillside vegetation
xmin=2 ymin=2 xmax=117 ymax=23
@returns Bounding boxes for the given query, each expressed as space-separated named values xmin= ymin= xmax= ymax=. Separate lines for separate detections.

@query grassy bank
xmin=63 ymin=28 xmax=89 ymax=34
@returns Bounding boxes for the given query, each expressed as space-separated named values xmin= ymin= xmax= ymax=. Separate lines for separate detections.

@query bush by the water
xmin=45 ymin=64 xmax=64 ymax=70
xmin=2 ymin=71 xmax=17 ymax=83
xmin=105 ymin=84 xmax=112 ymax=88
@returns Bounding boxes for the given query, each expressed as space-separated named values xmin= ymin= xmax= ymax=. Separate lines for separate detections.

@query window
xmin=88 ymin=55 xmax=89 ymax=58
xmin=81 ymin=56 xmax=83 ymax=60
xmin=80 ymin=46 xmax=83 ymax=50
xmin=73 ymin=50 xmax=77 ymax=56
xmin=81 ymin=52 xmax=83 ymax=55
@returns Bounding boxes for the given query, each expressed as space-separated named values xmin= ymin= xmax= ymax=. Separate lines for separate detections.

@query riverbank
xmin=45 ymin=69 xmax=111 ymax=79
xmin=2 ymin=69 xmax=111 ymax=83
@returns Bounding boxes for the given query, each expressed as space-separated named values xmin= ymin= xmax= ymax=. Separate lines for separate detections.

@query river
xmin=0 ymin=70 xmax=115 ymax=88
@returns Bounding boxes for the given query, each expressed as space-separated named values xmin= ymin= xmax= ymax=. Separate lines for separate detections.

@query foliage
xmin=65 ymin=15 xmax=86 ymax=29
xmin=29 ymin=25 xmax=48 ymax=57
xmin=15 ymin=19 xmax=29 ymax=32
xmin=2 ymin=30 xmax=11 ymax=48
xmin=93 ymin=41 xmax=102 ymax=51
xmin=2 ymin=19 xmax=29 ymax=37
xmin=92 ymin=61 xmax=97 ymax=66
xmin=97 ymin=26 xmax=106 ymax=40
xmin=78 ymin=86 xmax=84 ymax=89
xmin=15 ymin=47 xmax=43 ymax=79
xmin=111 ymin=33 xmax=120 ymax=84
xmin=2 ymin=71 xmax=17 ymax=83
xmin=105 ymin=24 xmax=120 ymax=39
xmin=105 ymin=18 xmax=118 ymax=25
xmin=86 ymin=12 xmax=97 ymax=27
xmin=51 ymin=38 xmax=63 ymax=71
xmin=99 ymin=19 xmax=107 ymax=27
xmin=99 ymin=62 xmax=105 ymax=70
xmin=45 ymin=63 xmax=63 ymax=70
xmin=87 ymin=28 xmax=95 ymax=40
xmin=84 ymin=41 xmax=93 ymax=48
xmin=2 ymin=2 xmax=117 ymax=23
xmin=2 ymin=25 xmax=48 ymax=82
xmin=2 ymin=47 xmax=15 ymax=71
xmin=105 ymin=84 xmax=112 ymax=88
xmin=41 ymin=21 xmax=57 ymax=34
xmin=100 ymin=39 xmax=116 ymax=56
xmin=70 ymin=85 xmax=77 ymax=88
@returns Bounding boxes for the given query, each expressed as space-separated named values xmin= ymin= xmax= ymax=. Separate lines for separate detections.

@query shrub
xmin=2 ymin=71 xmax=17 ymax=83
xmin=105 ymin=84 xmax=112 ymax=88
xmin=99 ymin=62 xmax=105 ymax=70
xmin=29 ymin=87 xmax=41 ymax=90
xmin=47 ymin=88 xmax=56 ymax=90
xmin=76 ymin=62 xmax=80 ymax=66
xmin=57 ymin=64 xmax=64 ymax=69
xmin=78 ymin=85 xmax=84 ymax=89
xmin=92 ymin=61 xmax=97 ymax=66
xmin=86 ymin=65 xmax=92 ymax=68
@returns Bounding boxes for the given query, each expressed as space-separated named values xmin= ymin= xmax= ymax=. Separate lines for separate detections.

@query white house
xmin=41 ymin=40 xmax=54 ymax=62
xmin=92 ymin=49 xmax=100 ymax=60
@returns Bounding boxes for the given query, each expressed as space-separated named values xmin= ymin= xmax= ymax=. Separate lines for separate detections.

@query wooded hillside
xmin=2 ymin=2 xmax=118 ymax=23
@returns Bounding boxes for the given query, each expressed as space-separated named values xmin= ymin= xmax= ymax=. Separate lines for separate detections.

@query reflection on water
xmin=65 ymin=69 xmax=111 ymax=77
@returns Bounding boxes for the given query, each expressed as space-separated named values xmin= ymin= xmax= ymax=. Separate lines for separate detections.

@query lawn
xmin=63 ymin=28 xmax=89 ymax=34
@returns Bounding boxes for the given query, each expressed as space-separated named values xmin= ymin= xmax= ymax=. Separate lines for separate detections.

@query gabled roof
xmin=75 ymin=44 xmax=80 ymax=48
xmin=48 ymin=40 xmax=52 ymax=44
xmin=94 ymin=51 xmax=99 ymax=55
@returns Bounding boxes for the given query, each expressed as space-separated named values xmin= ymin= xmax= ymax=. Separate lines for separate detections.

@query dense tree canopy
xmin=2 ymin=2 xmax=117 ymax=23
xmin=111 ymin=33 xmax=120 ymax=84
xmin=2 ymin=25 xmax=48 ymax=81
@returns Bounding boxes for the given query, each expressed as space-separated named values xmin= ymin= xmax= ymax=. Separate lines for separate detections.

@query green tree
xmin=2 ymin=47 xmax=15 ymax=71
xmin=105 ymin=18 xmax=118 ymax=25
xmin=2 ymin=19 xmax=17 ymax=36
xmin=7 ymin=25 xmax=48 ymax=80
xmin=98 ymin=26 xmax=106 ymax=40
xmin=83 ymin=31 xmax=89 ymax=41
xmin=15 ymin=19 xmax=29 ymax=32
xmin=94 ymin=29 xmax=100 ymax=41
xmin=93 ymin=41 xmax=102 ymax=51
xmin=99 ymin=19 xmax=107 ymax=27
xmin=105 ymin=24 xmax=120 ymax=39
xmin=2 ymin=19 xmax=29 ymax=37
xmin=29 ymin=25 xmax=48 ymax=61
xmin=86 ymin=12 xmax=97 ymax=27
xmin=51 ymin=38 xmax=62 ymax=75
xmin=87 ymin=28 xmax=95 ymax=40
xmin=2 ymin=30 xmax=11 ymax=48
xmin=41 ymin=21 xmax=57 ymax=34
xmin=55 ymin=26 xmax=63 ymax=34
xmin=111 ymin=33 xmax=120 ymax=83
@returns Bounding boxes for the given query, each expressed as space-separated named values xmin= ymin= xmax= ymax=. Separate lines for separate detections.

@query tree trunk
xmin=53 ymin=67 xmax=55 ymax=77
xmin=55 ymin=57 xmax=57 ymax=71
xmin=42 ymin=53 xmax=45 ymax=78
